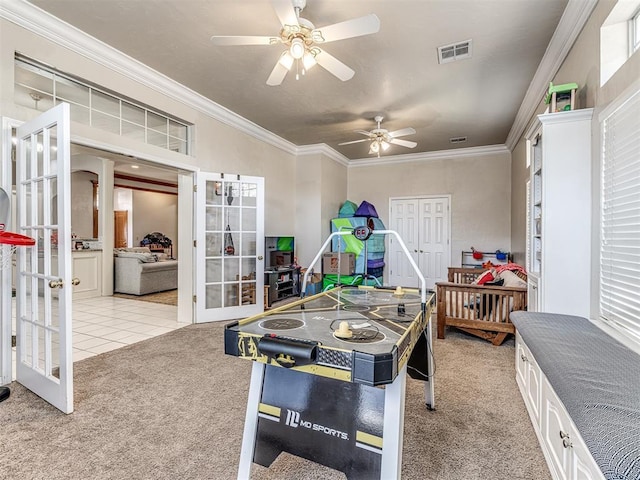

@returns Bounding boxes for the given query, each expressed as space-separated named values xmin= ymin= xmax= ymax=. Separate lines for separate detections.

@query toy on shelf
xmin=545 ymin=81 xmax=578 ymax=113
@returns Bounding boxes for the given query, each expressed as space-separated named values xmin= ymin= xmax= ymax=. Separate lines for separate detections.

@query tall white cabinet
xmin=525 ymin=109 xmax=593 ymax=316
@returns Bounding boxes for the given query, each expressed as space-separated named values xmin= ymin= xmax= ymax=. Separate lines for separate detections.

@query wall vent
xmin=438 ymin=40 xmax=472 ymax=64
xmin=449 ymin=136 xmax=467 ymax=144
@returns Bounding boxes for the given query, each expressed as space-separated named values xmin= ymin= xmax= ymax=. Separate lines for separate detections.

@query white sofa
xmin=114 ymin=247 xmax=177 ymax=295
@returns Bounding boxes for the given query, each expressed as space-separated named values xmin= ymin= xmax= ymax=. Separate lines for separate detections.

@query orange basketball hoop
xmin=0 ymin=230 xmax=36 ymax=269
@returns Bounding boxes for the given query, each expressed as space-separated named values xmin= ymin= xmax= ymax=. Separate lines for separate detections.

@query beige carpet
xmin=113 ymin=289 xmax=178 ymax=306
xmin=0 ymin=321 xmax=550 ymax=480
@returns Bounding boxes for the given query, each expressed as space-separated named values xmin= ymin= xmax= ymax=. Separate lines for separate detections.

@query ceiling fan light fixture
xmin=278 ymin=52 xmax=294 ymax=70
xmin=302 ymin=51 xmax=316 ymax=70
xmin=369 ymin=141 xmax=380 ymax=154
xmin=289 ymin=38 xmax=305 ymax=59
xmin=381 ymin=140 xmax=390 ymax=151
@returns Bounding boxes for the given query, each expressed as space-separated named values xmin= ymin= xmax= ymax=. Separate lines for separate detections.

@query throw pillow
xmin=473 ymin=269 xmax=495 ymax=285
xmin=498 ymin=270 xmax=528 ymax=288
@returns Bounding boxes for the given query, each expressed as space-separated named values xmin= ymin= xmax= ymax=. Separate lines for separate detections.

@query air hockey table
xmin=225 ymin=230 xmax=435 ymax=480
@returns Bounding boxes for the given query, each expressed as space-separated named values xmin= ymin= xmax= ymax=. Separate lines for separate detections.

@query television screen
xmin=265 ymin=236 xmax=294 ymax=269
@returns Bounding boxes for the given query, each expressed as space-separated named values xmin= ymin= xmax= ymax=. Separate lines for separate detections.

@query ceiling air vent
xmin=449 ymin=136 xmax=467 ymax=144
xmin=438 ymin=40 xmax=472 ymax=64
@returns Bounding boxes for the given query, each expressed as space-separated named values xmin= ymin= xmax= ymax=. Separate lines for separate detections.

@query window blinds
xmin=601 ymin=88 xmax=640 ymax=339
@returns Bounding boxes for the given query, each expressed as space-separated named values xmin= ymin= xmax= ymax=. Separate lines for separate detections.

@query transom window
xmin=14 ymin=55 xmax=192 ymax=155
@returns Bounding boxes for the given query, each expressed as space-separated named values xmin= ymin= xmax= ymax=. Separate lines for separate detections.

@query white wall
xmin=348 ymin=150 xmax=512 ymax=266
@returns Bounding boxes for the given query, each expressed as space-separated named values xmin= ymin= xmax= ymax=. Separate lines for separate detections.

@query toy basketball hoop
xmin=0 ymin=228 xmax=36 ymax=269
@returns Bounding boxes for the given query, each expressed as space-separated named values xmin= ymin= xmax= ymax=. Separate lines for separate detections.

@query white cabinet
xmin=515 ymin=334 xmax=604 ymax=480
xmin=525 ymin=109 xmax=593 ymax=317
xmin=515 ymin=334 xmax=542 ymax=426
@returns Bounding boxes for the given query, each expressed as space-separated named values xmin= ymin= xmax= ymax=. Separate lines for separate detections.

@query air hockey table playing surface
xmin=224 ymin=285 xmax=435 ymax=386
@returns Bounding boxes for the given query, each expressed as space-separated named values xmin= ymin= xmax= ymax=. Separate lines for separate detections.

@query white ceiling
xmin=27 ymin=0 xmax=570 ymax=161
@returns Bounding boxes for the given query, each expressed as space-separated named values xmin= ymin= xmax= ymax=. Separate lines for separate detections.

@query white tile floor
xmin=12 ymin=295 xmax=184 ymax=378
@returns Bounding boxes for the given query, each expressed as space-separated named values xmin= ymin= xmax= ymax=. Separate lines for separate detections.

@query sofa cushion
xmin=116 ymin=251 xmax=157 ymax=263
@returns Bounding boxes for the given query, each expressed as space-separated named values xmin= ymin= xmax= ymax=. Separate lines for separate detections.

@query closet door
xmin=389 ymin=196 xmax=450 ymax=290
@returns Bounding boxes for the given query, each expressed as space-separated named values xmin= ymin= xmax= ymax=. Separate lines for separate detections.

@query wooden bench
xmin=436 ymin=267 xmax=527 ymax=346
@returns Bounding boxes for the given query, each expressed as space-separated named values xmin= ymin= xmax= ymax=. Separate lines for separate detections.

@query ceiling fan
xmin=339 ymin=116 xmax=417 ymax=157
xmin=210 ymin=0 xmax=380 ymax=86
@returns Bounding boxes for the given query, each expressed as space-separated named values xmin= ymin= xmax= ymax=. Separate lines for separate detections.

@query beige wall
xmin=348 ymin=151 xmax=512 ymax=266
xmin=132 ymin=190 xmax=178 ymax=257
xmin=294 ymin=153 xmax=348 ymax=268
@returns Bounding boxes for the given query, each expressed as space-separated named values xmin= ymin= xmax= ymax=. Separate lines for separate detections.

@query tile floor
xmin=12 ymin=295 xmax=184 ymax=378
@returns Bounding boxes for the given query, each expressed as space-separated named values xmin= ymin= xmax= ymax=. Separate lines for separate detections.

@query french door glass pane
xmin=224 ymin=258 xmax=240 ymax=282
xmin=206 ymin=206 xmax=223 ymax=231
xmin=206 ymin=232 xmax=222 ymax=256
xmin=206 ymin=284 xmax=222 ymax=309
xmin=242 ymin=207 xmax=256 ymax=231
xmin=224 ymin=283 xmax=239 ymax=307
xmin=206 ymin=181 xmax=223 ymax=206
xmin=225 ymin=207 xmax=240 ymax=231
xmin=206 ymin=258 xmax=221 ymax=283
xmin=241 ymin=233 xmax=256 ymax=256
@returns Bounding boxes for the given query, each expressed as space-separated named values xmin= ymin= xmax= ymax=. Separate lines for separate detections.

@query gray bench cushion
xmin=511 ymin=312 xmax=640 ymax=480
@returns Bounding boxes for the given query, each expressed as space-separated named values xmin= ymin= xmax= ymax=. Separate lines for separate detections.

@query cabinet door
xmin=515 ymin=334 xmax=528 ymax=388
xmin=542 ymin=377 xmax=572 ymax=480
xmin=572 ymin=441 xmax=603 ymax=480
xmin=516 ymin=335 xmax=542 ymax=426
xmin=525 ymin=350 xmax=542 ymax=426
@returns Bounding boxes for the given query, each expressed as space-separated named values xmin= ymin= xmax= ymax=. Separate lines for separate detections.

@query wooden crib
xmin=436 ymin=267 xmax=527 ymax=346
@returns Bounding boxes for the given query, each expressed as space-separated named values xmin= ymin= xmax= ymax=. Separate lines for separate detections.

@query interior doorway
xmin=388 ymin=196 xmax=451 ymax=291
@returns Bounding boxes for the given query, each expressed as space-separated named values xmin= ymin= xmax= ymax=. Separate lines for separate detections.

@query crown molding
xmin=295 ymin=143 xmax=350 ymax=167
xmin=505 ymin=0 xmax=598 ymax=151
xmin=0 ymin=0 xmax=298 ymax=156
xmin=348 ymin=144 xmax=510 ymax=168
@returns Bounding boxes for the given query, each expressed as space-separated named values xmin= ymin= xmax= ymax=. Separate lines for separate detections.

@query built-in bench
xmin=511 ymin=311 xmax=640 ymax=480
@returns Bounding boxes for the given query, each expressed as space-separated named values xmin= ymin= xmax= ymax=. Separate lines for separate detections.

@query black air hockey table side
xmin=227 ymin=230 xmax=436 ymax=480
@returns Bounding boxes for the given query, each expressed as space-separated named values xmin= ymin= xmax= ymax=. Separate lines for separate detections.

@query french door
xmin=389 ymin=197 xmax=450 ymax=290
xmin=195 ymin=173 xmax=264 ymax=322
xmin=15 ymin=103 xmax=74 ymax=413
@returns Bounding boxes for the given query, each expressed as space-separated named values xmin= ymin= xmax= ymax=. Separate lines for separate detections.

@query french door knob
xmin=71 ymin=277 xmax=80 ymax=286
xmin=49 ymin=279 xmax=63 ymax=289
xmin=258 ymin=255 xmax=263 ymax=260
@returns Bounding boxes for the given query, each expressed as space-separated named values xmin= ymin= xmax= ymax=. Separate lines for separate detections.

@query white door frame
xmin=0 ymin=117 xmax=22 ymax=386
xmin=0 ymin=122 xmax=199 ymax=387
xmin=388 ymin=195 xmax=451 ymax=289
xmin=67 ymin=136 xmax=198 ymax=324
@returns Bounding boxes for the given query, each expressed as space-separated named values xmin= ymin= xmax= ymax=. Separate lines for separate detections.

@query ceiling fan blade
xmin=266 ymin=58 xmax=290 ymax=86
xmin=314 ymin=49 xmax=354 ymax=81
xmin=210 ymin=35 xmax=278 ymax=46
xmin=390 ymin=138 xmax=417 ymax=149
xmin=388 ymin=127 xmax=416 ymax=138
xmin=313 ymin=14 xmax=380 ymax=43
xmin=338 ymin=139 xmax=369 ymax=146
xmin=271 ymin=0 xmax=299 ymax=28
xmin=355 ymin=130 xmax=373 ymax=136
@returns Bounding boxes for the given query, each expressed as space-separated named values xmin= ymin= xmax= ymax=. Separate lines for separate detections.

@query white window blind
xmin=601 ymin=88 xmax=640 ymax=339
